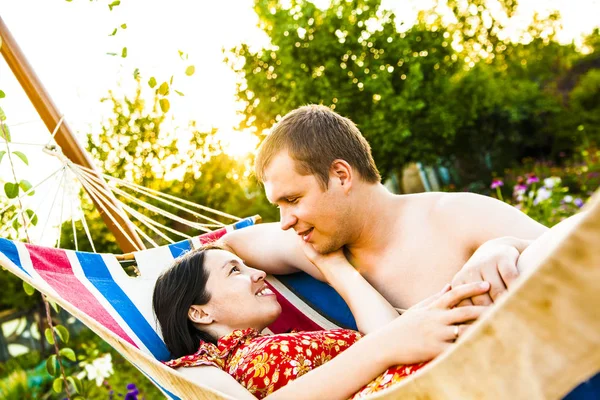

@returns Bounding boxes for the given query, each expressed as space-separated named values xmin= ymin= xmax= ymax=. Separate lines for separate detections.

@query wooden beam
xmin=0 ymin=16 xmax=145 ymax=253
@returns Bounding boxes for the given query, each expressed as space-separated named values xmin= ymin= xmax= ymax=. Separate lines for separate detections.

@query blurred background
xmin=1 ymin=0 xmax=599 ymax=398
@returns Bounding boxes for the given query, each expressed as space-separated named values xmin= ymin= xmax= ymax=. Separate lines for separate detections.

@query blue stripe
xmin=0 ymin=238 xmax=30 ymax=276
xmin=563 ymin=372 xmax=600 ymax=400
xmin=168 ymin=240 xmax=192 ymax=258
xmin=76 ymin=251 xmax=171 ymax=361
xmin=276 ymin=272 xmax=357 ymax=330
xmin=233 ymin=216 xmax=256 ymax=230
xmin=144 ymin=370 xmax=181 ymax=400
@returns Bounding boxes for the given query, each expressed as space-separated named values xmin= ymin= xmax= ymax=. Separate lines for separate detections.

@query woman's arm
xmin=266 ymin=282 xmax=490 ymax=400
xmin=299 ymin=243 xmax=398 ymax=334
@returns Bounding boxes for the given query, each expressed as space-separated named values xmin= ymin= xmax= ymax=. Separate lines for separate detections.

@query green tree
xmin=228 ymin=0 xmax=458 ymax=179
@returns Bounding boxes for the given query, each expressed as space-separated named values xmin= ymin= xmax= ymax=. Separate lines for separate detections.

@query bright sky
xmin=1 ymin=0 xmax=599 ymax=245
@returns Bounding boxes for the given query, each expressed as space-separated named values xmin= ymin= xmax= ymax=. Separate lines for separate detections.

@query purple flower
xmin=526 ymin=174 xmax=539 ymax=185
xmin=127 ymin=384 xmax=137 ymax=391
xmin=514 ymin=184 xmax=527 ymax=191
xmin=574 ymin=198 xmax=584 ymax=208
xmin=490 ymin=179 xmax=504 ymax=189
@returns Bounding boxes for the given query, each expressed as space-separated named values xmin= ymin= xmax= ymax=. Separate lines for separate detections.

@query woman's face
xmin=200 ymin=249 xmax=282 ymax=333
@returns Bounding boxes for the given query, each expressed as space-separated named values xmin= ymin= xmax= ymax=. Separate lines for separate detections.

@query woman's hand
xmin=298 ymin=239 xmax=350 ymax=282
xmin=376 ymin=281 xmax=491 ymax=366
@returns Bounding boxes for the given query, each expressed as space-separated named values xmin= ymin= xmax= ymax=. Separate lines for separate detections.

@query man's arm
xmin=221 ymin=222 xmax=325 ymax=279
xmin=437 ymin=193 xmax=549 ymax=305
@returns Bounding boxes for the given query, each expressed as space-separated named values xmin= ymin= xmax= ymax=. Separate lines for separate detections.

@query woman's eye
xmin=229 ymin=265 xmax=240 ymax=275
xmin=288 ymin=198 xmax=299 ymax=204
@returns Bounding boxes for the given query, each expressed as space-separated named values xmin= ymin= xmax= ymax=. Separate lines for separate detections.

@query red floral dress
xmin=165 ymin=328 xmax=427 ymax=399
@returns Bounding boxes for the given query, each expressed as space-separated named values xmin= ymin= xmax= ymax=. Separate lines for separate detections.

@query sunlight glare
xmin=216 ymin=130 xmax=260 ymax=158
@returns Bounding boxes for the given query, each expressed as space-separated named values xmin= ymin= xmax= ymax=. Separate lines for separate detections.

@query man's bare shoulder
xmin=433 ymin=191 xmax=497 ymax=212
xmin=429 ymin=191 xmax=547 ymax=243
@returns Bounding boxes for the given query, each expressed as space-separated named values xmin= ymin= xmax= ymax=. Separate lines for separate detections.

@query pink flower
xmin=490 ymin=179 xmax=504 ymax=189
xmin=526 ymin=174 xmax=539 ymax=185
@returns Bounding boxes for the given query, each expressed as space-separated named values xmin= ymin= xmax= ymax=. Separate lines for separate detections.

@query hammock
xmin=1 ymin=192 xmax=600 ymax=399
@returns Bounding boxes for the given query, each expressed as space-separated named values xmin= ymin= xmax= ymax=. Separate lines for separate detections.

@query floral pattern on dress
xmin=165 ymin=328 xmax=426 ymax=399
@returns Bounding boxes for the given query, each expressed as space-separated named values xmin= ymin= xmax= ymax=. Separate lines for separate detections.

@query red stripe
xmin=198 ymin=228 xmax=227 ymax=244
xmin=266 ymin=282 xmax=324 ymax=333
xmin=26 ymin=244 xmax=138 ymax=348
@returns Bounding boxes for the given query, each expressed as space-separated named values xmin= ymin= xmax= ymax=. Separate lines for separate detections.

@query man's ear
xmin=188 ymin=305 xmax=213 ymax=326
xmin=330 ymin=159 xmax=353 ymax=192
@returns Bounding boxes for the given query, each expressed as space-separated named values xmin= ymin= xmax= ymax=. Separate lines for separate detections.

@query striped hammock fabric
xmin=2 ymin=199 xmax=600 ymax=400
xmin=0 ymin=215 xmax=358 ymax=398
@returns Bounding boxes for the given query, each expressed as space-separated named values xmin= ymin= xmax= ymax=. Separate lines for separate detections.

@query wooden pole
xmin=0 ymin=16 xmax=145 ymax=253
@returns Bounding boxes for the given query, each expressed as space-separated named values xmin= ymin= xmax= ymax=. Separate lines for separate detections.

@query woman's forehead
xmin=204 ymin=249 xmax=240 ymax=271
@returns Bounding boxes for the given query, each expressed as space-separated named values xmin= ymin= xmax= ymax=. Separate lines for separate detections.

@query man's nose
xmin=280 ymin=207 xmax=297 ymax=231
xmin=250 ymin=268 xmax=266 ymax=282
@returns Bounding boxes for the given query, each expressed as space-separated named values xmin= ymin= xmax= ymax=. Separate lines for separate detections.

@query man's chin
xmin=314 ymin=242 xmax=342 ymax=255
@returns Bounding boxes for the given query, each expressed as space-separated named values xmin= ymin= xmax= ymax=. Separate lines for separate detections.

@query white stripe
xmin=134 ymin=246 xmax=177 ymax=279
xmin=190 ymin=236 xmax=202 ymax=249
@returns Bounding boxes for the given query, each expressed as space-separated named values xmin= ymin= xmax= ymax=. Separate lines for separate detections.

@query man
xmin=223 ymin=105 xmax=548 ymax=310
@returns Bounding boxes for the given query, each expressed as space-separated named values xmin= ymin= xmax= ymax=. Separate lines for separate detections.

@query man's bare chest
xmin=356 ymin=236 xmax=471 ymax=309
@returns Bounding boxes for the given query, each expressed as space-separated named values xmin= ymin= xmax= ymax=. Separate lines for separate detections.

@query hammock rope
xmin=70 ymin=165 xmax=144 ymax=251
xmin=0 ymin=166 xmax=65 ymax=217
xmin=39 ymin=170 xmax=66 ymax=242
xmin=76 ymin=178 xmax=97 ymax=253
xmin=75 ymin=164 xmax=241 ymax=222
xmin=73 ymin=166 xmax=178 ymax=248
xmin=45 ymin=115 xmax=64 ymax=148
xmin=76 ymin=167 xmax=215 ymax=233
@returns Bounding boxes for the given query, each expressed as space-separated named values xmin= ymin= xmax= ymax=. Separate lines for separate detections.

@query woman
xmin=153 ymin=212 xmax=587 ymax=400
xmin=153 ymin=244 xmax=489 ymax=399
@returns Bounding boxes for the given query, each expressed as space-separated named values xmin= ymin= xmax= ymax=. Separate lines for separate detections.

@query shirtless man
xmin=223 ymin=105 xmax=548 ymax=310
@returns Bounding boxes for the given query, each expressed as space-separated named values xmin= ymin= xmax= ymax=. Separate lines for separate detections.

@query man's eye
xmin=288 ymin=198 xmax=299 ymax=204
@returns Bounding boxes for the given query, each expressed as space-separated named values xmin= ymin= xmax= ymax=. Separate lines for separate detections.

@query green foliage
xmin=46 ymin=355 xmax=57 ymax=376
xmin=3 ymin=182 xmax=18 ymax=199
xmin=488 ymin=147 xmax=599 ymax=226
xmin=12 ymin=151 xmax=28 ymax=165
xmin=22 ymin=282 xmax=35 ymax=296
xmin=0 ymin=275 xmax=39 ymax=312
xmin=54 ymin=325 xmax=70 ymax=344
xmin=0 ymin=370 xmax=32 ymax=400
xmin=185 ymin=65 xmax=196 ymax=76
xmin=228 ymin=0 xmax=460 ymax=179
xmin=0 ymin=352 xmax=41 ymax=379
xmin=229 ymin=0 xmax=599 ymax=183
xmin=569 ymin=69 xmax=600 ymax=144
xmin=59 ymin=348 xmax=76 ymax=362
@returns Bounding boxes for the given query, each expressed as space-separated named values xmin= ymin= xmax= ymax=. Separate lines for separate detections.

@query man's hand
xmin=451 ymin=237 xmax=530 ymax=306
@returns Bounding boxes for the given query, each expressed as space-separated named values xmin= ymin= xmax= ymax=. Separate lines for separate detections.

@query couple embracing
xmin=153 ymin=105 xmax=584 ymax=399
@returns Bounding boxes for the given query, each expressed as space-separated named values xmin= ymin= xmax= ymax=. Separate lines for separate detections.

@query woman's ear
xmin=330 ymin=159 xmax=353 ymax=193
xmin=188 ymin=305 xmax=213 ymax=325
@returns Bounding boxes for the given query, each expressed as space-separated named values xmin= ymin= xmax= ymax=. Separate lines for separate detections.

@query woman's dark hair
xmin=153 ymin=243 xmax=225 ymax=358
